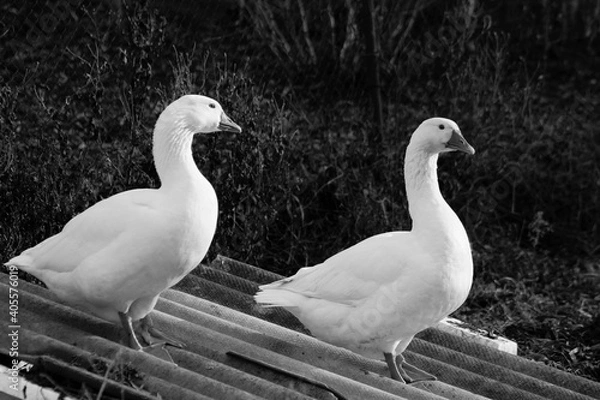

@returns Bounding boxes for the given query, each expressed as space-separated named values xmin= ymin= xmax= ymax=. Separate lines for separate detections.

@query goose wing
xmin=259 ymin=232 xmax=427 ymax=305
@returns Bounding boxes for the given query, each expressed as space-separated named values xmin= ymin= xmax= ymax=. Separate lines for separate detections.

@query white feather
xmin=255 ymin=117 xmax=474 ymax=361
xmin=6 ymin=95 xmax=241 ymax=325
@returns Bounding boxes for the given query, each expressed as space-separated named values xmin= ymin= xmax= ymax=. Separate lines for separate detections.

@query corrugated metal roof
xmin=1 ymin=255 xmax=599 ymax=400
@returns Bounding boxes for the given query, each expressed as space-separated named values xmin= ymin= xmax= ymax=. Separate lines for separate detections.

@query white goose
xmin=6 ymin=95 xmax=241 ymax=353
xmin=255 ymin=117 xmax=474 ymax=383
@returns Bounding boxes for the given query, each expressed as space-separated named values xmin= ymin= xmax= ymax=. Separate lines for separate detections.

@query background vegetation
xmin=1 ymin=0 xmax=598 ymax=382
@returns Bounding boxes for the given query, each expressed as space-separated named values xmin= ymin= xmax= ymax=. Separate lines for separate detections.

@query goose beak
xmin=218 ymin=112 xmax=242 ymax=133
xmin=446 ymin=129 xmax=475 ymax=155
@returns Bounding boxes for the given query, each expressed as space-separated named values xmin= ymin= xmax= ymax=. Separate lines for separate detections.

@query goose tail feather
xmin=5 ymin=254 xmax=34 ymax=271
xmin=4 ymin=254 xmax=45 ymax=283
xmin=254 ymin=287 xmax=305 ymax=309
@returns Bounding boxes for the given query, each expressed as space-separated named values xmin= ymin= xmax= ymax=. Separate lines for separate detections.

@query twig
xmin=296 ymin=0 xmax=317 ymax=64
xmin=96 ymin=356 xmax=117 ymax=400
xmin=391 ymin=0 xmax=423 ymax=67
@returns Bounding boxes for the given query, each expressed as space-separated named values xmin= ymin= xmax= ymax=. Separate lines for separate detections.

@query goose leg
xmin=384 ymin=352 xmax=408 ymax=383
xmin=118 ymin=311 xmax=144 ymax=350
xmin=137 ymin=314 xmax=185 ymax=348
xmin=119 ymin=312 xmax=176 ymax=363
xmin=395 ymin=353 xmax=437 ymax=383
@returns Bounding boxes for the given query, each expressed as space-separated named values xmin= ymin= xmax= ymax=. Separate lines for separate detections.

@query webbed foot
xmin=384 ymin=352 xmax=437 ymax=384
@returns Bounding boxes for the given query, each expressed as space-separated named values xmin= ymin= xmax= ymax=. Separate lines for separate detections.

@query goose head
xmin=159 ymin=94 xmax=242 ymax=135
xmin=152 ymin=95 xmax=242 ymax=185
xmin=409 ymin=117 xmax=475 ymax=156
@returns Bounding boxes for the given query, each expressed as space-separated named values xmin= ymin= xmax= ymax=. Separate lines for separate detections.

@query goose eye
xmin=438 ymin=124 xmax=445 ymax=130
xmin=209 ymin=103 xmax=216 ymax=109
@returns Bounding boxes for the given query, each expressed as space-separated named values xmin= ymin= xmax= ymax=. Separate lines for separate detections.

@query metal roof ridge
xmin=163 ymin=284 xmax=599 ymax=400
xmin=155 ymin=292 xmax=451 ymax=400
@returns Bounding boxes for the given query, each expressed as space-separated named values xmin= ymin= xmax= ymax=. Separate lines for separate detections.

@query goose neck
xmin=404 ymin=144 xmax=450 ymax=230
xmin=404 ymin=145 xmax=442 ymax=202
xmin=153 ymin=118 xmax=200 ymax=189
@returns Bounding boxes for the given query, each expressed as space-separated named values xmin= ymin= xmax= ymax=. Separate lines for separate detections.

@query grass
xmin=1 ymin=0 xmax=598 ymax=385
xmin=11 ymin=352 xmax=147 ymax=400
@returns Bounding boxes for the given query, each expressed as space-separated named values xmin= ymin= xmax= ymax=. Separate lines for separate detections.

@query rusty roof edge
xmin=436 ymin=318 xmax=518 ymax=354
